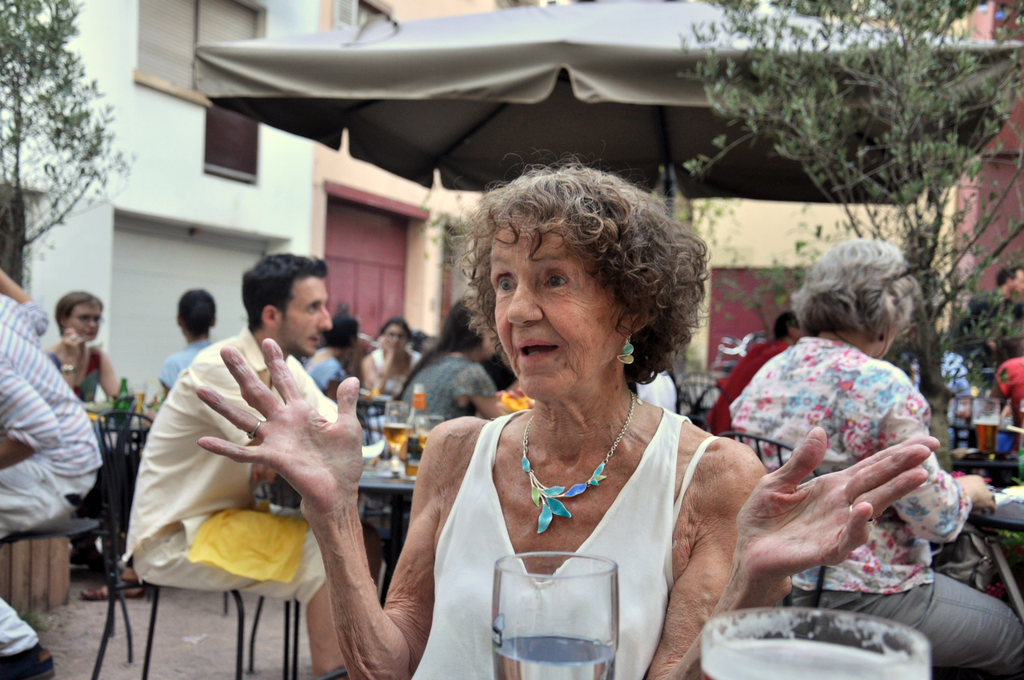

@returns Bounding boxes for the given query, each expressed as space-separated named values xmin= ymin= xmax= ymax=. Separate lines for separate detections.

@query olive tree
xmin=687 ymin=0 xmax=1024 ymax=467
xmin=0 ymin=0 xmax=127 ymax=284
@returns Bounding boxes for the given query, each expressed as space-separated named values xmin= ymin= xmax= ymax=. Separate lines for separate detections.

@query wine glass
xmin=701 ymin=608 xmax=929 ymax=680
xmin=492 ymin=552 xmax=617 ymax=680
xmin=383 ymin=401 xmax=411 ymax=471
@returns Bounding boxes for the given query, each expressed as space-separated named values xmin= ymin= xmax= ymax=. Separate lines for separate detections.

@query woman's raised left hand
xmin=733 ymin=428 xmax=935 ymax=585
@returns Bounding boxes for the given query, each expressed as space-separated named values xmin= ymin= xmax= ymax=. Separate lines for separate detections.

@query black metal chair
xmin=718 ymin=431 xmax=794 ymax=471
xmin=90 ymin=410 xmax=151 ymax=680
xmin=675 ymin=373 xmax=720 ymax=423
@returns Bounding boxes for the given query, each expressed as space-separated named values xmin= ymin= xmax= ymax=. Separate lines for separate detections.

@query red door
xmin=324 ymin=199 xmax=408 ymax=335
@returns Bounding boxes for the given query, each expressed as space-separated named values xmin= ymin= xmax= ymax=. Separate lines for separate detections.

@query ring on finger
xmin=246 ymin=419 xmax=264 ymax=440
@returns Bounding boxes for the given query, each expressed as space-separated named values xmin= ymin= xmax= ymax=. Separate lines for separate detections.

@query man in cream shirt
xmin=127 ymin=254 xmax=349 ymax=677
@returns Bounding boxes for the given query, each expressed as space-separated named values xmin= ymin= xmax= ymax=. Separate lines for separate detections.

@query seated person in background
xmin=160 ymin=289 xmax=217 ymax=394
xmin=0 ymin=267 xmax=100 ymax=680
xmin=636 ymin=371 xmax=678 ymax=412
xmin=45 ymin=291 xmax=119 ymax=401
xmin=707 ymin=310 xmax=802 ymax=434
xmin=126 ymin=254 xmax=378 ymax=678
xmin=306 ymin=314 xmax=360 ymax=398
xmin=361 ymin=316 xmax=421 ymax=396
xmin=731 ymin=239 xmax=1022 ymax=677
xmin=399 ymin=303 xmax=503 ymax=420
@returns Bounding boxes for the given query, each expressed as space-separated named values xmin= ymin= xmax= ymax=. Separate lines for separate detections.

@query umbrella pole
xmin=655 ymin=106 xmax=677 ymax=215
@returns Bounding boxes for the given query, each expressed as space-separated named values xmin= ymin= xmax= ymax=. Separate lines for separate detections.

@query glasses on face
xmin=73 ymin=314 xmax=102 ymax=325
xmin=385 ymin=332 xmax=408 ymax=341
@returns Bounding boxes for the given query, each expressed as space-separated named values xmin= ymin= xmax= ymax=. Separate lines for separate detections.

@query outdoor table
xmin=969 ymin=499 xmax=1024 ymax=533
xmin=359 ymin=473 xmax=416 ymax=600
xmin=952 ymin=455 xmax=1020 ymax=488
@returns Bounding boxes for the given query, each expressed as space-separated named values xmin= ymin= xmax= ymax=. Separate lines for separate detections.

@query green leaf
xmin=537 ymin=503 xmax=553 ymax=534
xmin=548 ymin=498 xmax=571 ymax=518
xmin=531 ymin=487 xmax=540 ymax=507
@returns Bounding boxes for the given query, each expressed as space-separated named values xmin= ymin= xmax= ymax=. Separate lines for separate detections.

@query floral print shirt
xmin=730 ymin=337 xmax=971 ymax=594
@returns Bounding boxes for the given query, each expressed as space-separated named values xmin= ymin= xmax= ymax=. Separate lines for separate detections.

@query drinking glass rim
xmin=703 ymin=606 xmax=931 ymax=660
xmin=495 ymin=551 xmax=618 ymax=579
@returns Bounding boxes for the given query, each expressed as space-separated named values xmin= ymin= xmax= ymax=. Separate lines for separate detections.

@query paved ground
xmin=38 ymin=567 xmax=319 ymax=680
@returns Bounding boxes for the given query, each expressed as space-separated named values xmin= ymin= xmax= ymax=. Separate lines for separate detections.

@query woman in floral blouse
xmin=732 ymin=239 xmax=1023 ymax=678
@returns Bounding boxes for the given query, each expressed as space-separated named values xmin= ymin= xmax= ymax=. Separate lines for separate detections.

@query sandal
xmin=80 ymin=584 xmax=145 ymax=601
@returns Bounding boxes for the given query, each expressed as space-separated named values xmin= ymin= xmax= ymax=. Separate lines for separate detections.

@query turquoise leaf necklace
xmin=521 ymin=392 xmax=638 ymax=533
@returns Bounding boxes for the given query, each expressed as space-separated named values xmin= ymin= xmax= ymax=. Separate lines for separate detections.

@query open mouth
xmin=521 ymin=344 xmax=557 ymax=356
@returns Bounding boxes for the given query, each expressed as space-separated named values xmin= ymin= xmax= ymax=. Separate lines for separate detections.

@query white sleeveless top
xmin=412 ymin=410 xmax=716 ymax=680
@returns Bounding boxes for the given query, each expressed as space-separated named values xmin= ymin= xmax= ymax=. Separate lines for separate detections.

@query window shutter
xmin=138 ymin=0 xmax=196 ymax=88
xmin=198 ymin=0 xmax=258 ymax=45
xmin=335 ymin=0 xmax=359 ymax=28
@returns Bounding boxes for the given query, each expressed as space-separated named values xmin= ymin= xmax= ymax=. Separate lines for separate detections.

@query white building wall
xmin=27 ymin=0 xmax=318 ymax=395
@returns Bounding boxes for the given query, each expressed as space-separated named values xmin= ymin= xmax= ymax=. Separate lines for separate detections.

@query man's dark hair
xmin=178 ymin=289 xmax=216 ymax=337
xmin=243 ymin=254 xmax=327 ymax=332
xmin=323 ymin=314 xmax=358 ymax=349
xmin=773 ymin=310 xmax=798 ymax=341
xmin=996 ymin=267 xmax=1023 ymax=287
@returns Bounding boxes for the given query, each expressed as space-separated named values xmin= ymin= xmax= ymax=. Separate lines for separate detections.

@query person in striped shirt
xmin=0 ymin=266 xmax=100 ymax=680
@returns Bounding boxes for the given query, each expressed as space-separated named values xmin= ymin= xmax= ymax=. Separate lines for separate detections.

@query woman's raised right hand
xmin=60 ymin=328 xmax=84 ymax=353
xmin=196 ymin=338 xmax=366 ymax=516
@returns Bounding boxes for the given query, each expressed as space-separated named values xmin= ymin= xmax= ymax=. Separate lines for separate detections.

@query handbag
xmin=932 ymin=523 xmax=1000 ymax=592
xmin=932 ymin=522 xmax=1024 ymax=623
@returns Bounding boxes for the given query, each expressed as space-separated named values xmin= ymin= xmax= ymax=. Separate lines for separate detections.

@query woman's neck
xmin=527 ymin=383 xmax=636 ymax=467
xmin=818 ymin=330 xmax=885 ymax=358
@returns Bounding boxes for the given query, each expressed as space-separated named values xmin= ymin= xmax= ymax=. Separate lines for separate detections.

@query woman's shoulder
xmin=418 ymin=416 xmax=492 ymax=496
xmin=676 ymin=422 xmax=764 ymax=494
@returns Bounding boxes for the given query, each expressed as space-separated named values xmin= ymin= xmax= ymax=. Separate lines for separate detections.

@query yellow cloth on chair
xmin=187 ymin=507 xmax=308 ymax=583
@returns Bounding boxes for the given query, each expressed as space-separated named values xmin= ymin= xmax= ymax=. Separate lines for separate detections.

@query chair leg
xmin=231 ymin=591 xmax=245 ymax=680
xmin=248 ymin=596 xmax=264 ymax=674
xmin=291 ymin=601 xmax=300 ymax=680
xmin=90 ymin=590 xmax=117 ymax=680
xmin=142 ymin=585 xmax=160 ymax=680
xmin=283 ymin=601 xmax=291 ymax=680
xmin=118 ymin=586 xmax=134 ymax=665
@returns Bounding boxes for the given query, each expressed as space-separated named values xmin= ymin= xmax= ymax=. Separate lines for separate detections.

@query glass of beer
xmin=493 ymin=552 xmax=617 ymax=680
xmin=973 ymin=397 xmax=1001 ymax=454
xmin=383 ymin=401 xmax=411 ymax=468
xmin=701 ymin=608 xmax=929 ymax=680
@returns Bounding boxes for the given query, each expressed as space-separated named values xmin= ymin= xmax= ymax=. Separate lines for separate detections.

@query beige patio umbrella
xmin=195 ymin=1 xmax=1016 ymax=201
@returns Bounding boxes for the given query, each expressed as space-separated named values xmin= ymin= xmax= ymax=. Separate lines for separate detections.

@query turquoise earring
xmin=618 ymin=337 xmax=634 ymax=364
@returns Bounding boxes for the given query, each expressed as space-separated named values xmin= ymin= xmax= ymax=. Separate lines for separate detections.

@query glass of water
xmin=701 ymin=608 xmax=930 ymax=680
xmin=492 ymin=552 xmax=618 ymax=680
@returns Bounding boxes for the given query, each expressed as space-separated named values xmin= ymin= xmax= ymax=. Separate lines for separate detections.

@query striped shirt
xmin=0 ymin=296 xmax=100 ymax=476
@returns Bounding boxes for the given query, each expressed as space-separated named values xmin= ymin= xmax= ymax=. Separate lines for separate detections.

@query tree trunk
xmin=0 ymin=191 xmax=27 ymax=285
xmin=915 ymin=312 xmax=953 ymax=471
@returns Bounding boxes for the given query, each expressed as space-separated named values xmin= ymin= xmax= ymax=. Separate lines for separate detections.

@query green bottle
xmin=115 ymin=378 xmax=130 ymax=411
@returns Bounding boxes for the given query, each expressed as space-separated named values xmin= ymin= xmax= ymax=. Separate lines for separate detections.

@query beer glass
xmin=973 ymin=397 xmax=1001 ymax=454
xmin=383 ymin=401 xmax=410 ymax=469
xmin=701 ymin=608 xmax=929 ymax=680
xmin=493 ymin=552 xmax=617 ymax=680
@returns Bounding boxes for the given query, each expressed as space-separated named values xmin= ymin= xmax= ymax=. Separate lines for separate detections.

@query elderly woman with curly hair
xmin=192 ymin=168 xmax=935 ymax=680
xmin=732 ymin=239 xmax=1024 ymax=678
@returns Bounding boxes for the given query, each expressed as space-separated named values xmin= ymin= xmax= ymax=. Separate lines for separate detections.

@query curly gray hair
xmin=792 ymin=239 xmax=919 ymax=338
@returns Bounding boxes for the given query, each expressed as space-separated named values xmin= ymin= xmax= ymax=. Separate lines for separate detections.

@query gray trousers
xmin=792 ymin=574 xmax=1024 ymax=678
